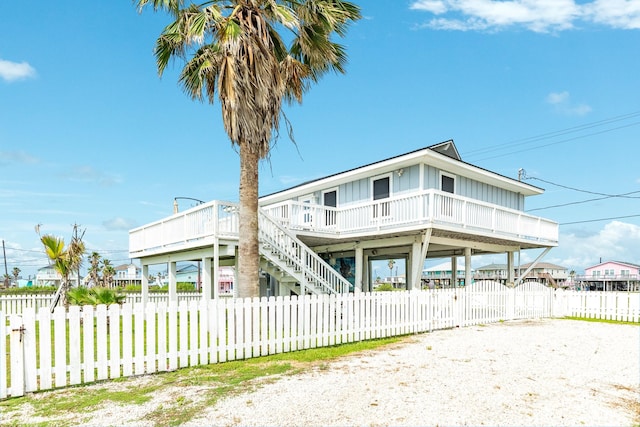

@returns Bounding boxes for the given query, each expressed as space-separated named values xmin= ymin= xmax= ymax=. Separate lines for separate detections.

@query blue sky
xmin=1 ymin=1 xmax=639 ymax=279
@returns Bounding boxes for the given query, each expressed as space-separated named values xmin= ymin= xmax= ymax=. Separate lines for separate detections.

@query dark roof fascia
xmin=259 ymin=139 xmax=543 ymax=201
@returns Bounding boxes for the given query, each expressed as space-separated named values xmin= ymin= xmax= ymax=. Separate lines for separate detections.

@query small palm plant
xmin=67 ymin=287 xmax=126 ymax=306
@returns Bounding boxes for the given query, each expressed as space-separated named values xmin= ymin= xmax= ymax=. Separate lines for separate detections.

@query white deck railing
xmin=129 ymin=190 xmax=558 ymax=256
xmin=130 ymin=201 xmax=239 ymax=255
xmin=263 ymin=189 xmax=558 ymax=243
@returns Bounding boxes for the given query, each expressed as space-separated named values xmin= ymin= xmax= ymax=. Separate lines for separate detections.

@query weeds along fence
xmin=1 ymin=283 xmax=637 ymax=399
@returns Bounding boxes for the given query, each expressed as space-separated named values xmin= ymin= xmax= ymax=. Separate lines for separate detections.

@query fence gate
xmin=1 ymin=314 xmax=28 ymax=399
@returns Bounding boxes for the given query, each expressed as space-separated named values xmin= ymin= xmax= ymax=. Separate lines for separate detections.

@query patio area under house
xmin=129 ymin=140 xmax=559 ymax=301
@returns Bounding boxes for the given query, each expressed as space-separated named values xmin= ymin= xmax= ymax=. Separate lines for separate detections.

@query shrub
xmin=374 ymin=283 xmax=401 ymax=292
xmin=0 ymin=286 xmax=57 ymax=295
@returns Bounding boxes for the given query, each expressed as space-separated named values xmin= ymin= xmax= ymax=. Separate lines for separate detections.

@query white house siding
xmin=457 ymin=176 xmax=523 ymax=211
xmin=290 ymin=163 xmax=523 ymax=211
xmin=395 ymin=164 xmax=420 ymax=194
xmin=340 ymin=176 xmax=372 ymax=205
xmin=300 ymin=164 xmax=423 ymax=207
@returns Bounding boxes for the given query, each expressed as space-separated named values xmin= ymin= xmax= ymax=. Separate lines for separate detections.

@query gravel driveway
xmin=186 ymin=319 xmax=639 ymax=427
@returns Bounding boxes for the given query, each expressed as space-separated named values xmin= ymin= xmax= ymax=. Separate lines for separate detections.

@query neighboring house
xmin=112 ymin=263 xmax=143 ymax=287
xmin=176 ymin=263 xmax=200 ymax=285
xmin=129 ymin=140 xmax=559 ymax=300
xmin=517 ymin=262 xmax=568 ymax=287
xmin=34 ymin=265 xmax=80 ymax=287
xmin=218 ymin=267 xmax=234 ymax=294
xmin=474 ymin=263 xmax=509 ymax=282
xmin=578 ymin=261 xmax=640 ymax=291
xmin=422 ymin=260 xmax=469 ymax=288
xmin=155 ymin=264 xmax=235 ymax=294
xmin=474 ymin=262 xmax=568 ymax=287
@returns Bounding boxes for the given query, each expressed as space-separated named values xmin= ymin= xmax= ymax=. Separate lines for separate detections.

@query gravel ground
xmin=184 ymin=319 xmax=639 ymax=427
xmin=3 ymin=319 xmax=639 ymax=426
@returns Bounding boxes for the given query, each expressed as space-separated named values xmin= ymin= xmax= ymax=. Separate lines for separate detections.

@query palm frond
xmin=179 ymin=44 xmax=222 ymax=101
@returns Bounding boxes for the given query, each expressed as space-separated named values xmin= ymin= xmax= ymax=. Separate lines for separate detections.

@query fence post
xmin=9 ymin=315 xmax=25 ymax=397
xmin=507 ymin=287 xmax=515 ymax=320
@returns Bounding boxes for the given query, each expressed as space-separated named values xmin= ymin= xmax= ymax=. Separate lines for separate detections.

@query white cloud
xmin=0 ymin=150 xmax=39 ymax=165
xmin=103 ymin=217 xmax=137 ymax=231
xmin=0 ymin=58 xmax=36 ymax=82
xmin=61 ymin=165 xmax=123 ymax=187
xmin=410 ymin=0 xmax=448 ymax=14
xmin=546 ymin=91 xmax=569 ymax=105
xmin=556 ymin=221 xmax=640 ymax=271
xmin=546 ymin=91 xmax=592 ymax=116
xmin=410 ymin=0 xmax=640 ymax=32
xmin=584 ymin=0 xmax=640 ymax=29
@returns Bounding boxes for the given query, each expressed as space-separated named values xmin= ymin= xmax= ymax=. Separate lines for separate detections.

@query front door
xmin=323 ymin=189 xmax=337 ymax=227
xmin=300 ymin=195 xmax=314 ymax=228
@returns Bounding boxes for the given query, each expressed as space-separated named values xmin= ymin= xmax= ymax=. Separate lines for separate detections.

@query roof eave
xmin=259 ymin=142 xmax=543 ymax=205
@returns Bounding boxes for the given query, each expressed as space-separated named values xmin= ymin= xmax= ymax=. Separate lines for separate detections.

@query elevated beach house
xmin=579 ymin=260 xmax=640 ymax=291
xmin=129 ymin=140 xmax=558 ymax=300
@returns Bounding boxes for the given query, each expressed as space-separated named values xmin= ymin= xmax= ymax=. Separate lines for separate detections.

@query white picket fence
xmin=0 ymin=292 xmax=203 ymax=316
xmin=1 ymin=283 xmax=637 ymax=399
xmin=556 ymin=289 xmax=640 ymax=322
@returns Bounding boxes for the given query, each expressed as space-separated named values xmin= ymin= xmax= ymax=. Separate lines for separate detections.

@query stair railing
xmin=258 ymin=209 xmax=350 ymax=294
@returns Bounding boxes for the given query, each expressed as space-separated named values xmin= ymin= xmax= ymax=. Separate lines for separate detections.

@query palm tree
xmin=12 ymin=267 xmax=20 ymax=286
xmin=40 ymin=234 xmax=85 ymax=308
xmin=137 ymin=0 xmax=361 ymax=298
xmin=388 ymin=259 xmax=395 ymax=279
xmin=101 ymin=259 xmax=115 ymax=288
xmin=88 ymin=252 xmax=102 ymax=287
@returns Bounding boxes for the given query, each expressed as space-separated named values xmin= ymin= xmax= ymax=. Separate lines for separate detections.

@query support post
xmin=141 ymin=264 xmax=149 ymax=309
xmin=202 ymin=257 xmax=212 ymax=301
xmin=451 ymin=256 xmax=458 ymax=287
xmin=507 ymin=251 xmax=515 ymax=286
xmin=355 ymin=246 xmax=363 ymax=292
xmin=169 ymin=262 xmax=177 ymax=303
xmin=411 ymin=229 xmax=432 ymax=290
xmin=464 ymin=247 xmax=472 ymax=287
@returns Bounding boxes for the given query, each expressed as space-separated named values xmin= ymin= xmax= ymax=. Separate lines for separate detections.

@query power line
xmin=528 ymin=190 xmax=640 ymax=212
xmin=469 ymin=120 xmax=640 ymax=163
xmin=462 ymin=110 xmax=640 ymax=161
xmin=560 ymin=214 xmax=640 ymax=226
xmin=523 ymin=174 xmax=640 ymax=199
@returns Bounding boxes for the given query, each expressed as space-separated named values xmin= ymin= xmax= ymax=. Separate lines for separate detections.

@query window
xmin=441 ymin=173 xmax=455 ymax=194
xmin=372 ymin=175 xmax=391 ymax=218
xmin=439 ymin=172 xmax=456 ymax=216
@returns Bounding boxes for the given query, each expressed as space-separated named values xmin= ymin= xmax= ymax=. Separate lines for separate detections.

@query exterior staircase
xmin=258 ymin=210 xmax=351 ymax=295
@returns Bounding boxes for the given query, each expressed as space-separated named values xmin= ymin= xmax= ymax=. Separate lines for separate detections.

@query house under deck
xmin=129 ymin=141 xmax=559 ymax=300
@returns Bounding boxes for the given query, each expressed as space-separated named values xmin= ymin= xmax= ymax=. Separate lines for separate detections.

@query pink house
xmin=580 ymin=261 xmax=640 ymax=291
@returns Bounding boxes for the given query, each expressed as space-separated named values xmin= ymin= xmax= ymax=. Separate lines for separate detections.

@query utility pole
xmin=2 ymin=240 xmax=8 ymax=287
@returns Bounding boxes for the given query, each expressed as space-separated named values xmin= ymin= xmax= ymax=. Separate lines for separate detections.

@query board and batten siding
xmin=424 ymin=164 xmax=523 ymax=210
xmin=290 ymin=163 xmax=524 ymax=211
xmin=456 ymin=175 xmax=523 ymax=210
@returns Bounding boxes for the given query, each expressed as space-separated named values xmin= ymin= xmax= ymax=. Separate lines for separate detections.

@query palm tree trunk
xmin=238 ymin=142 xmax=260 ymax=299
